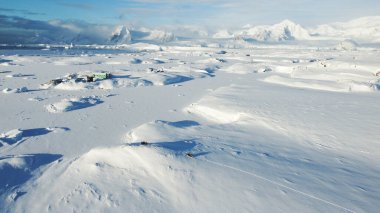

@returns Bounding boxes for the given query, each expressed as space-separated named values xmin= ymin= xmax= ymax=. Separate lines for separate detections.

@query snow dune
xmin=12 ymin=113 xmax=380 ymax=212
xmin=20 ymin=89 xmax=380 ymax=212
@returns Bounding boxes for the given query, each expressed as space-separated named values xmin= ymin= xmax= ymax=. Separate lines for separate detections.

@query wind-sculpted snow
xmin=185 ymin=84 xmax=380 ymax=155
xmin=263 ymin=75 xmax=379 ymax=92
xmin=260 ymin=52 xmax=380 ymax=92
xmin=221 ymin=63 xmax=272 ymax=74
xmin=0 ymin=127 xmax=69 ymax=147
xmin=0 ymin=154 xmax=62 ymax=205
xmin=0 ymin=129 xmax=23 ymax=145
xmin=16 ymin=112 xmax=380 ymax=212
xmin=46 ymin=96 xmax=103 ymax=113
xmin=1 ymin=42 xmax=380 ymax=212
xmin=2 ymin=87 xmax=28 ymax=94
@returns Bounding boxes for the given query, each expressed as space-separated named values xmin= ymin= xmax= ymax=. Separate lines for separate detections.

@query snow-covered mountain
xmin=108 ymin=26 xmax=175 ymax=44
xmin=110 ymin=26 xmax=132 ymax=44
xmin=213 ymin=30 xmax=234 ymax=39
xmin=311 ymin=16 xmax=380 ymax=43
xmin=0 ymin=15 xmax=176 ymax=45
xmin=213 ymin=16 xmax=380 ymax=44
xmin=231 ymin=20 xmax=311 ymax=41
xmin=135 ymin=28 xmax=175 ymax=43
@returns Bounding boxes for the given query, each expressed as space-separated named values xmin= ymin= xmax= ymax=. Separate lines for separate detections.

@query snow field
xmin=1 ymin=42 xmax=380 ymax=212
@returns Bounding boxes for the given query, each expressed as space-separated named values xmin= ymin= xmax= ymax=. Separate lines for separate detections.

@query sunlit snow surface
xmin=1 ymin=42 xmax=380 ymax=212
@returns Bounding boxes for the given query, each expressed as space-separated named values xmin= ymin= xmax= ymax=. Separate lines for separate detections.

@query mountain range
xmin=1 ymin=15 xmax=379 ymax=44
xmin=213 ymin=16 xmax=380 ymax=43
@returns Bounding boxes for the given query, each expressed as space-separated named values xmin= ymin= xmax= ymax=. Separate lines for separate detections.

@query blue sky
xmin=1 ymin=0 xmax=380 ymax=27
